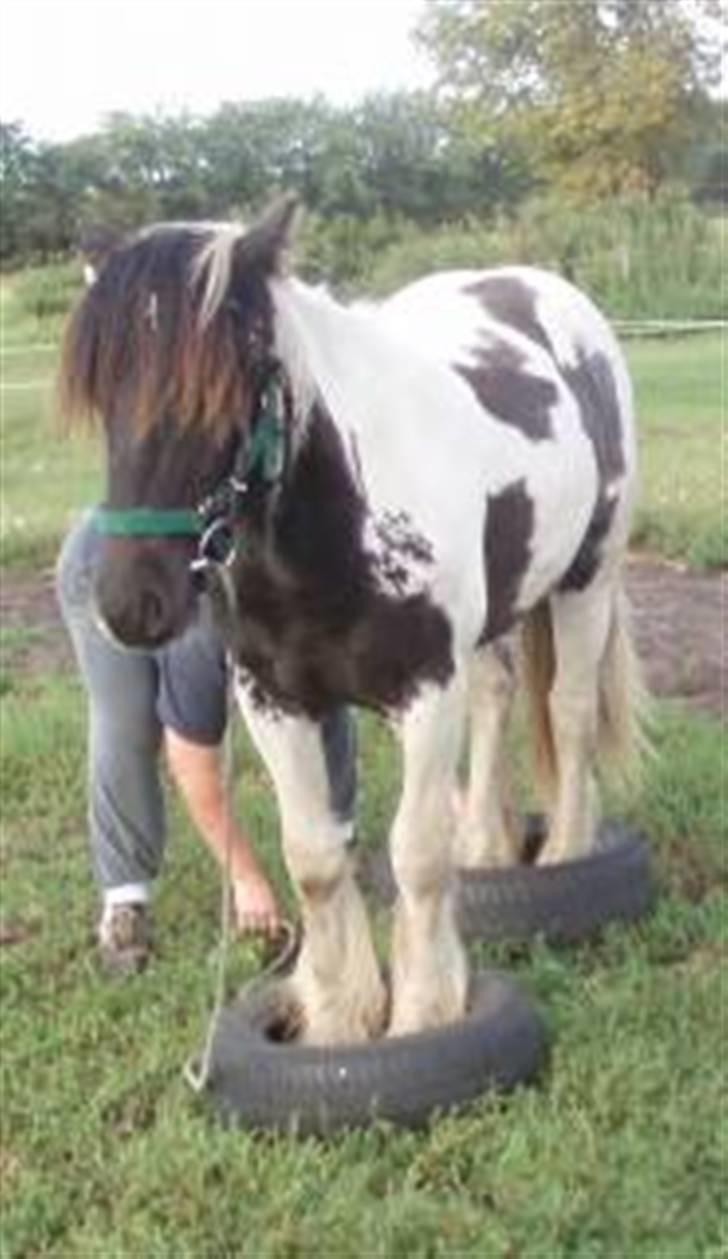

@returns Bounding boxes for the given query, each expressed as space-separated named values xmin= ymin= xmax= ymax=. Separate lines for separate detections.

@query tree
xmin=348 ymin=92 xmax=530 ymax=222
xmin=1 ymin=122 xmax=40 ymax=261
xmin=1 ymin=89 xmax=533 ymax=268
xmin=416 ymin=0 xmax=726 ymax=200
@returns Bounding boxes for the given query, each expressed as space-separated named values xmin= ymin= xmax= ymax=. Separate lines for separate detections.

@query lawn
xmin=0 ymin=281 xmax=726 ymax=1257
xmin=627 ymin=334 xmax=725 ymax=567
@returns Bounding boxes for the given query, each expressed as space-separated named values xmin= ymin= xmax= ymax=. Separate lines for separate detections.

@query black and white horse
xmin=60 ymin=198 xmax=646 ymax=1044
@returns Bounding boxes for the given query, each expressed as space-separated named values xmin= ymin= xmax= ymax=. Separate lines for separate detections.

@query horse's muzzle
xmin=95 ymin=541 xmax=196 ymax=649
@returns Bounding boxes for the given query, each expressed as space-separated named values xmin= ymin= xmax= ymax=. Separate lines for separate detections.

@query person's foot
xmin=97 ymin=903 xmax=152 ymax=975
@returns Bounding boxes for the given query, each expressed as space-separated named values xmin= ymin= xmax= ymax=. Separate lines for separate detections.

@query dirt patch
xmin=0 ymin=556 xmax=724 ymax=719
xmin=625 ymin=556 xmax=724 ymax=721
xmin=0 ymin=565 xmax=72 ymax=678
xmin=0 ymin=916 xmax=42 ymax=947
xmin=656 ymin=833 xmax=728 ymax=903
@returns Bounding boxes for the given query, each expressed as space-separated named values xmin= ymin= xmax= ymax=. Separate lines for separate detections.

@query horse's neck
xmin=271 ymin=278 xmax=392 ymax=439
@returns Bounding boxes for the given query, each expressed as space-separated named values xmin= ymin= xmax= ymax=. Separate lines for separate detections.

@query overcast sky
xmin=1 ymin=0 xmax=432 ymax=142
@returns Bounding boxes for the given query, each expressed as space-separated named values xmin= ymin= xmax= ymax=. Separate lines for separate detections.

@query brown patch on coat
xmin=560 ymin=348 xmax=626 ymax=590
xmin=456 ymin=340 xmax=556 ymax=441
xmin=214 ymin=406 xmax=453 ymax=718
xmin=372 ymin=509 xmax=434 ymax=596
xmin=480 ymin=479 xmax=535 ymax=642
xmin=465 ymin=275 xmax=555 ymax=357
xmin=465 ymin=273 xmax=628 ymax=591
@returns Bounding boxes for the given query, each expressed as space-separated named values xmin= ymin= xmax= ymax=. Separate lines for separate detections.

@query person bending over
xmin=56 ymin=510 xmax=356 ymax=974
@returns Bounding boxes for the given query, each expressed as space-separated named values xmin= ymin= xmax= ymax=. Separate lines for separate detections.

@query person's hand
xmin=232 ymin=868 xmax=281 ymax=939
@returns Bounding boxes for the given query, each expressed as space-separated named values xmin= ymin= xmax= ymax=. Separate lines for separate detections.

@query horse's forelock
xmin=191 ymin=222 xmax=247 ymax=327
xmin=59 ymin=223 xmax=253 ymax=438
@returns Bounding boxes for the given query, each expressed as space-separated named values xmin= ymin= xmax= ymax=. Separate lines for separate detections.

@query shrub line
xmin=0 ymin=343 xmax=58 ymax=354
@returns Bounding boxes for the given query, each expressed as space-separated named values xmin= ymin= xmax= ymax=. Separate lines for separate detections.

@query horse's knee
xmin=473 ymin=642 xmax=515 ymax=706
xmin=391 ymin=797 xmax=454 ymax=899
xmin=284 ymin=828 xmax=349 ymax=902
xmin=392 ymin=845 xmax=450 ymax=900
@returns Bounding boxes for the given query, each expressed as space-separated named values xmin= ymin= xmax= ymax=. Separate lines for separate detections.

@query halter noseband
xmin=93 ymin=507 xmax=202 ymax=537
xmin=94 ymin=364 xmax=287 ymax=575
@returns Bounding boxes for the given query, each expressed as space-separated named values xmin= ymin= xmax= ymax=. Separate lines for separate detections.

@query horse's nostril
xmin=140 ymin=588 xmax=167 ymax=637
xmin=96 ymin=546 xmax=195 ymax=648
xmin=99 ymin=583 xmax=176 ymax=648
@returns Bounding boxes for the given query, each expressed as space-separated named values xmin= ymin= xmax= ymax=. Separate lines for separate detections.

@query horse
xmin=59 ymin=196 xmax=647 ymax=1046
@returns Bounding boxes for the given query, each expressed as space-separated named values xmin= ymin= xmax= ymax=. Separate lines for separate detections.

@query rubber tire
xmin=361 ymin=818 xmax=655 ymax=945
xmin=458 ymin=817 xmax=654 ymax=943
xmin=206 ymin=971 xmax=548 ymax=1135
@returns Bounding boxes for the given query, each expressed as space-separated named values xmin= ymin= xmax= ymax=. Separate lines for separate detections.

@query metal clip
xmin=190 ymin=516 xmax=236 ymax=577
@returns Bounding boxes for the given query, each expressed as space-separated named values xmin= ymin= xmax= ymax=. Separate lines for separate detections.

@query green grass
xmin=1 ymin=277 xmax=101 ymax=569
xmin=1 ymin=676 xmax=726 ymax=1257
xmin=0 ymin=265 xmax=82 ymax=347
xmin=627 ymin=334 xmax=726 ymax=566
xmin=1 ymin=276 xmax=726 ymax=1255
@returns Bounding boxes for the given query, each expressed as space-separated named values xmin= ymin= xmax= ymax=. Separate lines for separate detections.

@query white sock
xmin=101 ymin=883 xmax=150 ymax=926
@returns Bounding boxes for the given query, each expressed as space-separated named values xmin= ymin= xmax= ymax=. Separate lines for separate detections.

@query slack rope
xmin=183 ymin=575 xmax=299 ymax=1094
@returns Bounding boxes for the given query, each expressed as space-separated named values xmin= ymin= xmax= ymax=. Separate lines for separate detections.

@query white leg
xmin=389 ymin=675 xmax=469 ymax=1037
xmin=456 ymin=643 xmax=520 ymax=868
xmin=539 ymin=583 xmax=613 ymax=865
xmin=236 ymin=679 xmax=385 ymax=1044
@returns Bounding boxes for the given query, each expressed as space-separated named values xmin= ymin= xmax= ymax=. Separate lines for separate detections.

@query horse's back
xmin=381 ymin=266 xmax=629 ymax=407
xmin=380 ymin=264 xmax=635 ymax=492
xmin=375 ymin=265 xmax=636 ymax=619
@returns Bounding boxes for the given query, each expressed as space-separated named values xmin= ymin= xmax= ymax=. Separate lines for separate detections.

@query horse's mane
xmin=58 ymin=222 xmax=266 ymax=437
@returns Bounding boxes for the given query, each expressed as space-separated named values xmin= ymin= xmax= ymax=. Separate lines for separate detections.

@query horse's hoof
xmin=298 ymin=1000 xmax=386 ymax=1047
xmin=387 ymin=1000 xmax=463 ymax=1040
xmin=289 ymin=973 xmax=388 ymax=1047
xmin=387 ymin=970 xmax=467 ymax=1039
xmin=201 ymin=971 xmax=548 ymax=1134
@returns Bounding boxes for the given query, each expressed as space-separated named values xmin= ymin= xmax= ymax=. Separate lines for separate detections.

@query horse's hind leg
xmin=456 ymin=642 xmax=520 ymax=868
xmin=537 ymin=580 xmax=615 ymax=865
xmin=389 ymin=675 xmax=469 ymax=1037
xmin=236 ymin=681 xmax=386 ymax=1045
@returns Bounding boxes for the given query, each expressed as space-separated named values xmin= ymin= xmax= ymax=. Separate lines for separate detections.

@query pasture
xmin=0 ymin=274 xmax=725 ymax=1256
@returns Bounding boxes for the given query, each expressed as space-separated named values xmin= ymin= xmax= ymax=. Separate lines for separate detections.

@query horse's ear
xmin=239 ymin=193 xmax=300 ymax=275
xmin=78 ymin=225 xmax=123 ymax=286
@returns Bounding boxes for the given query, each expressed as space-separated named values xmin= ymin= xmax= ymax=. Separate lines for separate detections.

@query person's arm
xmin=164 ymin=727 xmax=281 ymax=936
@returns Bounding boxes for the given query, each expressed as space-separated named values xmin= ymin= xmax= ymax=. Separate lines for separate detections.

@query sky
xmin=1 ymin=0 xmax=432 ymax=143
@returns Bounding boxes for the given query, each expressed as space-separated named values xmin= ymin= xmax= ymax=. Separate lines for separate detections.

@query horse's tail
xmin=520 ymin=601 xmax=558 ymax=804
xmin=596 ymin=585 xmax=653 ymax=791
xmin=520 ymin=586 xmax=651 ymax=804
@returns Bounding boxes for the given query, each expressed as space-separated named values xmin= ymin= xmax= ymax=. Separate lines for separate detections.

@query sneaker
xmin=97 ymin=903 xmax=153 ymax=975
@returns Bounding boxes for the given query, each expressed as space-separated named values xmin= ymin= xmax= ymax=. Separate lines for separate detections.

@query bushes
xmin=357 ymin=194 xmax=724 ymax=318
xmin=12 ymin=260 xmax=83 ymax=324
xmin=510 ymin=193 xmax=723 ymax=319
xmin=358 ymin=217 xmax=515 ymax=296
xmin=11 ymin=196 xmax=723 ymax=330
xmin=299 ymin=213 xmax=411 ymax=292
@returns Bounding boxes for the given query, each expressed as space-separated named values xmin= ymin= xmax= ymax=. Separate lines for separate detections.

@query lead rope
xmin=183 ymin=574 xmax=299 ymax=1094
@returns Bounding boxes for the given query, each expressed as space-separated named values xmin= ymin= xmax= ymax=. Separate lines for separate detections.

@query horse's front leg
xmin=235 ymin=679 xmax=386 ymax=1045
xmin=389 ymin=674 xmax=469 ymax=1037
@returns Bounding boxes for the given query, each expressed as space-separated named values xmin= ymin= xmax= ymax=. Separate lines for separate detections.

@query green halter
xmin=94 ymin=371 xmax=286 ymax=541
xmin=94 ymin=507 xmax=201 ymax=537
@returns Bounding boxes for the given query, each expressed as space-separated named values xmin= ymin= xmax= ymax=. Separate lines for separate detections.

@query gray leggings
xmin=56 ymin=512 xmax=357 ymax=893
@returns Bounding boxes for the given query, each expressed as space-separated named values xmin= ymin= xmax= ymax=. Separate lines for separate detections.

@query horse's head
xmin=59 ymin=197 xmax=299 ymax=648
